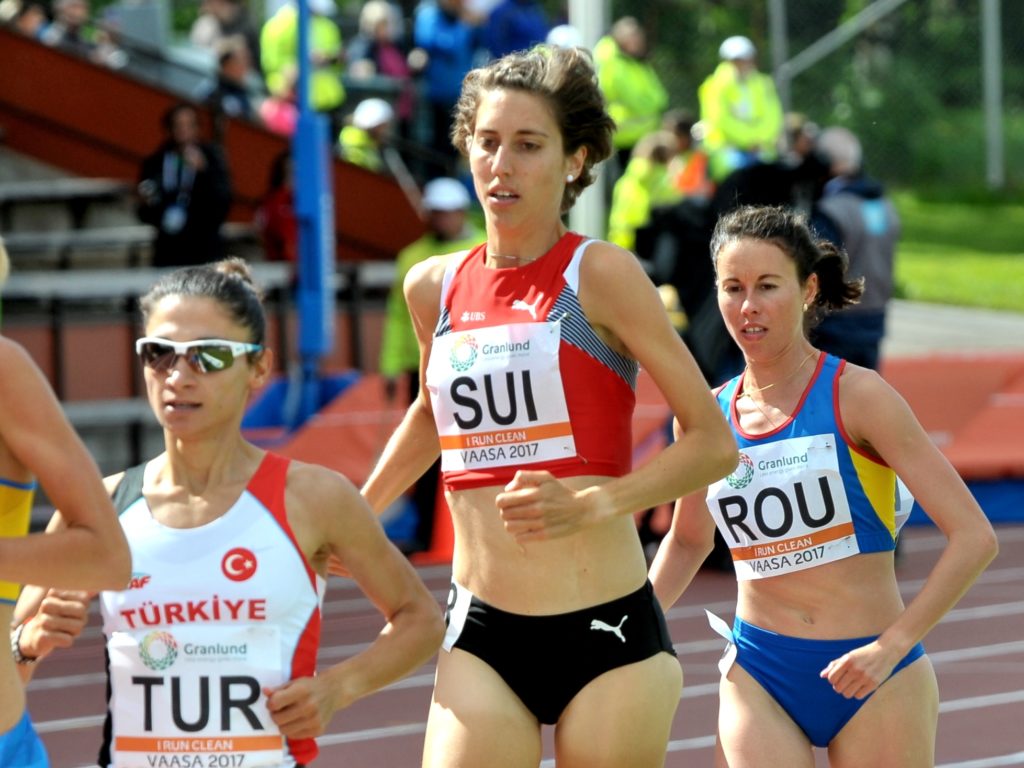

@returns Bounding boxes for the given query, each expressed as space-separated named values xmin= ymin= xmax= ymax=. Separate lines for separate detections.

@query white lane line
xmin=317 ymin=721 xmax=426 ymax=745
xmin=665 ymin=600 xmax=738 ymax=621
xmin=35 ymin=683 xmax=1024 ymax=749
xmin=939 ymin=690 xmax=1024 ymax=714
xmin=28 ymin=620 xmax=1024 ymax=695
xmin=930 ymin=640 xmax=1024 ymax=663
xmin=901 ymin=527 xmax=1024 ymax=554
xmin=681 ymin=682 xmax=720 ymax=699
xmin=901 ymin=565 xmax=1024 ymax=594
xmin=937 ymin=751 xmax=1024 ymax=767
xmin=33 ymin=715 xmax=104 ymax=734
xmin=942 ymin=601 xmax=1024 ymax=623
xmin=26 ymin=672 xmax=105 ymax=690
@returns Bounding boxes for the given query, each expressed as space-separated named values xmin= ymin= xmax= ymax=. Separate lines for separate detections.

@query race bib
xmin=707 ymin=434 xmax=860 ymax=580
xmin=441 ymin=581 xmax=473 ymax=653
xmin=427 ymin=321 xmax=576 ymax=472
xmin=706 ymin=610 xmax=738 ymax=676
xmin=108 ymin=624 xmax=286 ymax=767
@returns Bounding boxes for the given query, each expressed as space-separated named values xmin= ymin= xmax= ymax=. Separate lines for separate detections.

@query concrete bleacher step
xmin=31 ymin=397 xmax=165 ymax=525
xmin=0 ymin=177 xmax=134 ymax=228
xmin=0 ymin=165 xmax=262 ymax=268
xmin=2 ymin=221 xmax=262 ymax=269
xmin=62 ymin=398 xmax=165 ymax=475
xmin=1 ymin=262 xmax=291 ymax=307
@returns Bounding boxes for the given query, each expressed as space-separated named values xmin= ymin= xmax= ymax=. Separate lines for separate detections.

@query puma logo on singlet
xmin=590 ymin=615 xmax=628 ymax=643
xmin=511 ymin=296 xmax=541 ymax=320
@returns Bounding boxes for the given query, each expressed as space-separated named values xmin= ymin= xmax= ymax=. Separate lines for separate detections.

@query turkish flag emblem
xmin=222 ymin=547 xmax=258 ymax=582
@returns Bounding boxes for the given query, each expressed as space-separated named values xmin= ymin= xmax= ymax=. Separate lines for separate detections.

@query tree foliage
xmin=592 ymin=0 xmax=1024 ymax=191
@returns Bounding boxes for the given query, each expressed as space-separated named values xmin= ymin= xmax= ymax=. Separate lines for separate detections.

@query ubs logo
xmin=450 ymin=334 xmax=479 ymax=372
xmin=726 ymin=453 xmax=755 ymax=489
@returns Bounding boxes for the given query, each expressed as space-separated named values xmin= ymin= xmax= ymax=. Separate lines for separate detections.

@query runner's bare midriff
xmin=447 ymin=475 xmax=649 ymax=615
xmin=736 ymin=550 xmax=905 ymax=638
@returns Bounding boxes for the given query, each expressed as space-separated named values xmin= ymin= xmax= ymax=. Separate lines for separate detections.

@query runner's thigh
xmin=828 ymin=655 xmax=938 ymax=768
xmin=553 ymin=652 xmax=682 ymax=768
xmin=717 ymin=663 xmax=815 ymax=768
xmin=422 ymin=648 xmax=542 ymax=768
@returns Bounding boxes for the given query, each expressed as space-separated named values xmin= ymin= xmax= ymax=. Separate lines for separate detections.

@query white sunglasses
xmin=135 ymin=337 xmax=263 ymax=374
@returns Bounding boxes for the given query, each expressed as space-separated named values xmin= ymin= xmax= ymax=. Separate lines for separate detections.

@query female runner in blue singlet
xmin=650 ymin=205 xmax=999 ymax=767
xmin=0 ymin=237 xmax=131 ymax=766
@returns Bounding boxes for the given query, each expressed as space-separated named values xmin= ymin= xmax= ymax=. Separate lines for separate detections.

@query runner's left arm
xmin=264 ymin=464 xmax=444 ymax=738
xmin=496 ymin=242 xmax=737 ymax=542
xmin=820 ymin=369 xmax=998 ymax=698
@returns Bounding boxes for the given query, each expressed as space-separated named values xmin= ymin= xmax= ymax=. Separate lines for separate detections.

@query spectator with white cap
xmin=380 ymin=177 xmax=483 ymax=398
xmin=698 ymin=34 xmax=784 ymax=182
xmin=345 ymin=1 xmax=417 ymax=148
xmin=338 ymin=96 xmax=395 ymax=173
xmin=379 ymin=177 xmax=483 ymax=553
xmin=545 ymin=22 xmax=582 ymax=49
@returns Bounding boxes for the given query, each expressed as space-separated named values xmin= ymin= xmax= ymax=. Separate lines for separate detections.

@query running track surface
xmin=29 ymin=525 xmax=1024 ymax=768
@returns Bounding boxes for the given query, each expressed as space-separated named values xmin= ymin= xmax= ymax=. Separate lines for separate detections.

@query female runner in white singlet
xmin=24 ymin=258 xmax=444 ymax=767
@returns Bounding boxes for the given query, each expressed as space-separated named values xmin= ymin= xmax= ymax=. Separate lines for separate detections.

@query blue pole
xmin=290 ymin=0 xmax=335 ymax=427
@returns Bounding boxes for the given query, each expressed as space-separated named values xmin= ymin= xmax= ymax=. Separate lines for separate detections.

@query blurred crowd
xmin=0 ymin=0 xmax=902 ymax=560
xmin=0 ymin=1 xmax=898 ymax=381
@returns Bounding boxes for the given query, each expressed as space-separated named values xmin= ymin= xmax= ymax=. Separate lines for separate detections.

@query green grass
xmin=892 ymin=191 xmax=1024 ymax=312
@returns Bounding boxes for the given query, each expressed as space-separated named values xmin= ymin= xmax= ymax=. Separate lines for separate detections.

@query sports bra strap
xmin=563 ymin=237 xmax=595 ymax=293
xmin=438 ymin=248 xmax=474 ymax=312
xmin=110 ymin=464 xmax=146 ymax=514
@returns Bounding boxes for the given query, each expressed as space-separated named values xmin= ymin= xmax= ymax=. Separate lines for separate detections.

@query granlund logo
xmin=450 ymin=334 xmax=479 ymax=372
xmin=139 ymin=630 xmax=178 ymax=671
xmin=726 ymin=453 xmax=755 ymax=489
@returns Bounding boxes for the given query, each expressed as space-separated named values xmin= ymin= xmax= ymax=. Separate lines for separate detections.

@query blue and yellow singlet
xmin=1 ymin=476 xmax=36 ymax=604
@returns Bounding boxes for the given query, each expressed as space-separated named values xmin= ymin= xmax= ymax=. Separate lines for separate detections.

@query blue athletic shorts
xmin=732 ymin=616 xmax=926 ymax=747
xmin=0 ymin=710 xmax=50 ymax=768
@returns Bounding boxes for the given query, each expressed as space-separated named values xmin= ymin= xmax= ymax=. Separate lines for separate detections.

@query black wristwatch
xmin=10 ymin=622 xmax=38 ymax=665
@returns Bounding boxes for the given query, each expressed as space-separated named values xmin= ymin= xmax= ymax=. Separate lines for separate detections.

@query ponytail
xmin=809 ymin=239 xmax=863 ymax=315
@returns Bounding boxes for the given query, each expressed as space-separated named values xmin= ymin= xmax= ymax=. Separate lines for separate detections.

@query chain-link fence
xmin=627 ymin=0 xmax=1024 ymax=194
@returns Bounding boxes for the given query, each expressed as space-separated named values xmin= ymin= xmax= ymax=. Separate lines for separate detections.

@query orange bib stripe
xmin=438 ymin=421 xmax=573 ymax=450
xmin=115 ymin=735 xmax=284 ymax=752
xmin=731 ymin=522 xmax=856 ymax=561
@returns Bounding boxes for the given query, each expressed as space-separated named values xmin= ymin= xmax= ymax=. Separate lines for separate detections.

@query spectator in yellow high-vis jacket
xmin=260 ymin=0 xmax=345 ymax=135
xmin=338 ymin=97 xmax=394 ymax=173
xmin=698 ymin=35 xmax=783 ymax=182
xmin=594 ymin=16 xmax=669 ymax=175
xmin=607 ymin=130 xmax=681 ymax=255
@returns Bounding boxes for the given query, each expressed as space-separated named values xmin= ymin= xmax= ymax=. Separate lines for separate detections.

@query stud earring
xmin=802 ymin=302 xmax=809 ymax=312
xmin=566 ymin=174 xmax=574 ymax=183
